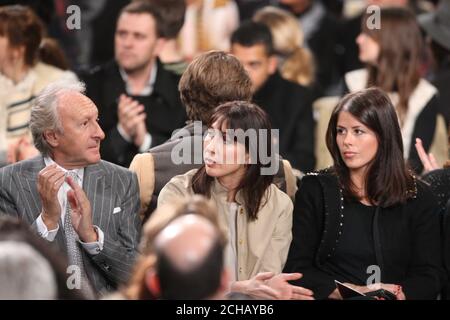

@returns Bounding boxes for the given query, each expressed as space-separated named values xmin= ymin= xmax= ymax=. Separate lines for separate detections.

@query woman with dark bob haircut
xmin=284 ymin=87 xmax=444 ymax=300
xmin=158 ymin=100 xmax=313 ymax=300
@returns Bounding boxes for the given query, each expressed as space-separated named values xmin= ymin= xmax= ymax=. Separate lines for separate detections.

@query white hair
xmin=0 ymin=241 xmax=57 ymax=299
xmin=30 ymin=80 xmax=86 ymax=156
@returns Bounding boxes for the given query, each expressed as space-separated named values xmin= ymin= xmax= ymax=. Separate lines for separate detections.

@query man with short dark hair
xmin=137 ymin=0 xmax=189 ymax=75
xmin=231 ymin=21 xmax=315 ymax=172
xmin=82 ymin=1 xmax=187 ymax=167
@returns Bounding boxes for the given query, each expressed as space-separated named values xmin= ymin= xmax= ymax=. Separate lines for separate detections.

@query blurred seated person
xmin=179 ymin=0 xmax=239 ymax=60
xmin=278 ymin=0 xmax=341 ymax=95
xmin=253 ymin=6 xmax=315 ymax=89
xmin=345 ymin=7 xmax=445 ymax=173
xmin=82 ymin=1 xmax=187 ymax=167
xmin=231 ymin=21 xmax=315 ymax=172
xmin=0 ymin=5 xmax=78 ymax=166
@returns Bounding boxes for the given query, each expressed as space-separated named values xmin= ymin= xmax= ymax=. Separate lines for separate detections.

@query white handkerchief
xmin=113 ymin=207 xmax=121 ymax=214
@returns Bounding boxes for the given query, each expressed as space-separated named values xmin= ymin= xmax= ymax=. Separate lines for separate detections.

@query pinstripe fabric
xmin=0 ymin=156 xmax=141 ymax=296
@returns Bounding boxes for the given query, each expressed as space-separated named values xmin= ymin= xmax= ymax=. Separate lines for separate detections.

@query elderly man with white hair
xmin=0 ymin=80 xmax=141 ymax=298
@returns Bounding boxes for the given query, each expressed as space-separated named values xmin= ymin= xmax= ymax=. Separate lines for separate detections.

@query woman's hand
xmin=231 ymin=272 xmax=280 ymax=299
xmin=231 ymin=272 xmax=314 ymax=300
xmin=415 ymin=138 xmax=441 ymax=173
xmin=264 ymin=273 xmax=314 ymax=300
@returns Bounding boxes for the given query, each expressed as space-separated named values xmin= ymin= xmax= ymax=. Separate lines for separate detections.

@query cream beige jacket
xmin=158 ymin=169 xmax=293 ymax=281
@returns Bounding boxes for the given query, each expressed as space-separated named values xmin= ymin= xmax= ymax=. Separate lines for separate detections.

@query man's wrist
xmin=41 ymin=210 xmax=59 ymax=230
xmin=80 ymin=226 xmax=98 ymax=243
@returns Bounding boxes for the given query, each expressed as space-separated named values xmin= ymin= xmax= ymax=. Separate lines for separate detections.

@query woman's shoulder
xmin=266 ymin=183 xmax=293 ymax=207
xmin=166 ymin=168 xmax=198 ymax=188
xmin=409 ymin=177 xmax=438 ymax=207
xmin=159 ymin=169 xmax=197 ymax=202
xmin=300 ymin=167 xmax=339 ymax=187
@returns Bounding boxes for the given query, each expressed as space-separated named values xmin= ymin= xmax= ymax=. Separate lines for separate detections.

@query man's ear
xmin=268 ymin=55 xmax=278 ymax=75
xmin=145 ymin=269 xmax=161 ymax=297
xmin=154 ymin=37 xmax=167 ymax=57
xmin=43 ymin=130 xmax=59 ymax=148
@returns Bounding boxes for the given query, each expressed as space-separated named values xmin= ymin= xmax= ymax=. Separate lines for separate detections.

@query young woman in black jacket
xmin=284 ymin=87 xmax=444 ymax=300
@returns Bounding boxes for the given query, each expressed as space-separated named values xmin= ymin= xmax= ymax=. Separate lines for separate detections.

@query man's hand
xmin=66 ymin=175 xmax=97 ymax=243
xmin=133 ymin=119 xmax=148 ymax=148
xmin=38 ymin=164 xmax=66 ymax=230
xmin=265 ymin=273 xmax=314 ymax=300
xmin=117 ymin=94 xmax=147 ymax=145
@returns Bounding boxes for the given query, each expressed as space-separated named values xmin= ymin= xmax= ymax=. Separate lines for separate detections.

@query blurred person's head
xmin=231 ymin=21 xmax=277 ymax=93
xmin=0 ymin=215 xmax=84 ymax=299
xmin=253 ymin=6 xmax=314 ymax=86
xmin=31 ymin=81 xmax=105 ymax=169
xmin=0 ymin=5 xmax=45 ymax=81
xmin=124 ymin=195 xmax=226 ymax=299
xmin=0 ymin=241 xmax=57 ymax=299
xmin=357 ymin=7 xmax=423 ymax=124
xmin=179 ymin=51 xmax=252 ymax=123
xmin=115 ymin=1 xmax=166 ymax=74
xmin=326 ymin=87 xmax=414 ymax=207
xmin=193 ymin=101 xmax=275 ymax=221
xmin=135 ymin=0 xmax=186 ymax=39
xmin=148 ymin=214 xmax=227 ymax=299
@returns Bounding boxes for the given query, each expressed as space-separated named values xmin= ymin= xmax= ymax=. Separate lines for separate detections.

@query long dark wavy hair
xmin=192 ymin=101 xmax=274 ymax=221
xmin=361 ymin=7 xmax=423 ymax=126
xmin=326 ymin=87 xmax=414 ymax=207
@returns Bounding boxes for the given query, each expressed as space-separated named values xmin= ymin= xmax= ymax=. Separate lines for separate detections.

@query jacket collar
xmin=211 ymin=178 xmax=245 ymax=206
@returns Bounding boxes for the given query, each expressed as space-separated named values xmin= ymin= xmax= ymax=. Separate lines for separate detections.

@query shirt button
xmin=239 ymin=267 xmax=242 ymax=273
xmin=239 ymin=208 xmax=244 ymax=215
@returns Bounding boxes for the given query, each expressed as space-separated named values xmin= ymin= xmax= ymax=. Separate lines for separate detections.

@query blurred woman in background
xmin=0 ymin=5 xmax=77 ymax=166
xmin=344 ymin=7 xmax=445 ymax=173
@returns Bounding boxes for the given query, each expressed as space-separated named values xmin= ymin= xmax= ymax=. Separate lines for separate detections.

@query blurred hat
xmin=419 ymin=0 xmax=450 ymax=51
